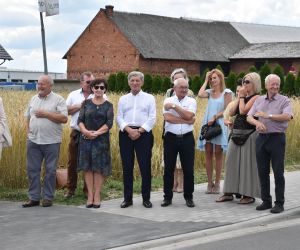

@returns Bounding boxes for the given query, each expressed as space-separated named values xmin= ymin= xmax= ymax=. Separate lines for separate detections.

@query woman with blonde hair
xmin=216 ymin=72 xmax=261 ymax=204
xmin=198 ymin=69 xmax=232 ymax=194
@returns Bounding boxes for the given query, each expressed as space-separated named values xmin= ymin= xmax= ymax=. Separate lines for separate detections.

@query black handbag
xmin=199 ymin=122 xmax=222 ymax=141
xmin=231 ymin=129 xmax=255 ymax=146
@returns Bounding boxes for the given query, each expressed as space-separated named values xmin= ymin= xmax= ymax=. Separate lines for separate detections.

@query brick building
xmin=63 ymin=5 xmax=300 ymax=79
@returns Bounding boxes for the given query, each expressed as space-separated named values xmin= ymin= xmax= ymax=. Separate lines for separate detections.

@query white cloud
xmin=1 ymin=0 xmax=300 ymax=73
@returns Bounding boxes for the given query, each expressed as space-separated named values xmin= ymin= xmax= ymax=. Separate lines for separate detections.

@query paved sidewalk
xmin=1 ymin=171 xmax=300 ymax=250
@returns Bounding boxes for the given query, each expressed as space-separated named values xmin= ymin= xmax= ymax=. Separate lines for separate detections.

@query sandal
xmin=216 ymin=194 xmax=234 ymax=202
xmin=238 ymin=197 xmax=255 ymax=204
xmin=205 ymin=183 xmax=214 ymax=194
xmin=212 ymin=183 xmax=220 ymax=194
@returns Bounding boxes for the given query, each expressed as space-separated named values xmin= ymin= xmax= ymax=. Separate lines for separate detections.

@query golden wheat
xmin=0 ymin=91 xmax=298 ymax=188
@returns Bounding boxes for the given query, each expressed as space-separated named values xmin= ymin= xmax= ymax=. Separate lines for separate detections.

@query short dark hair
xmin=90 ymin=78 xmax=108 ymax=93
xmin=80 ymin=71 xmax=93 ymax=81
xmin=236 ymin=78 xmax=243 ymax=86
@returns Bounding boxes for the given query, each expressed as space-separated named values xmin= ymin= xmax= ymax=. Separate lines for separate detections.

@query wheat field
xmin=0 ymin=91 xmax=299 ymax=188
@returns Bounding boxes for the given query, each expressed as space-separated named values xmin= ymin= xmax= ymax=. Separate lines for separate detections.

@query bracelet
xmin=239 ymin=96 xmax=246 ymax=99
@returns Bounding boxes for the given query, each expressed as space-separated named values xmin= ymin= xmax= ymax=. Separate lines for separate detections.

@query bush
xmin=143 ymin=74 xmax=152 ymax=93
xmin=152 ymin=75 xmax=162 ymax=94
xmin=294 ymin=69 xmax=300 ymax=96
xmin=116 ymin=72 xmax=127 ymax=92
xmin=161 ymin=77 xmax=172 ymax=93
xmin=226 ymin=71 xmax=237 ymax=92
xmin=191 ymin=75 xmax=201 ymax=93
xmin=283 ymin=73 xmax=295 ymax=96
xmin=249 ymin=65 xmax=258 ymax=72
xmin=107 ymin=73 xmax=116 ymax=92
xmin=273 ymin=64 xmax=285 ymax=91
xmin=259 ymin=62 xmax=271 ymax=93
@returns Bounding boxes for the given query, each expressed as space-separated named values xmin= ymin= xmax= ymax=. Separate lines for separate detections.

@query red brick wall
xmin=138 ymin=57 xmax=200 ymax=77
xmin=66 ymin=11 xmax=139 ymax=79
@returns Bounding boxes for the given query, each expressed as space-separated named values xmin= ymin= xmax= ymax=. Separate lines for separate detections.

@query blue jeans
xmin=26 ymin=140 xmax=61 ymax=201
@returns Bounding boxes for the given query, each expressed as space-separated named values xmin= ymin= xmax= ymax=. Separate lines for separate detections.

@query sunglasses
xmin=85 ymin=80 xmax=91 ymax=84
xmin=94 ymin=85 xmax=105 ymax=90
xmin=243 ymin=80 xmax=251 ymax=84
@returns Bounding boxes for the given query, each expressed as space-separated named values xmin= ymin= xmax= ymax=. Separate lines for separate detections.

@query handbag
xmin=56 ymin=167 xmax=68 ymax=190
xmin=231 ymin=129 xmax=255 ymax=146
xmin=2 ymin=121 xmax=12 ymax=147
xmin=199 ymin=122 xmax=222 ymax=141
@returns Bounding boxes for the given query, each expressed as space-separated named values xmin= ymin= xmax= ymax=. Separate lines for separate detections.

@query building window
xmin=28 ymin=80 xmax=37 ymax=83
xmin=0 ymin=79 xmax=6 ymax=82
xmin=11 ymin=79 xmax=23 ymax=83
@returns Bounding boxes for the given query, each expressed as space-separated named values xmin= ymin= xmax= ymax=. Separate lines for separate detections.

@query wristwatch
xmin=172 ymin=104 xmax=176 ymax=109
xmin=269 ymin=114 xmax=273 ymax=119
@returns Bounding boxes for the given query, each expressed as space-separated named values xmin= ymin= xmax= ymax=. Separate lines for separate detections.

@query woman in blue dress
xmin=78 ymin=79 xmax=114 ymax=208
xmin=198 ymin=69 xmax=232 ymax=194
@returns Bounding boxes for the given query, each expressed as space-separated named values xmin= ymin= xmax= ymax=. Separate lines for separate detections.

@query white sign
xmin=38 ymin=0 xmax=59 ymax=16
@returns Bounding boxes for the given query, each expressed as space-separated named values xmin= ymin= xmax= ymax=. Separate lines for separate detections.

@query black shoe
xmin=143 ymin=200 xmax=152 ymax=208
xmin=235 ymin=193 xmax=242 ymax=199
xmin=120 ymin=200 xmax=133 ymax=208
xmin=270 ymin=204 xmax=284 ymax=214
xmin=42 ymin=199 xmax=53 ymax=207
xmin=86 ymin=203 xmax=93 ymax=208
xmin=256 ymin=202 xmax=272 ymax=211
xmin=22 ymin=200 xmax=40 ymax=208
xmin=186 ymin=199 xmax=195 ymax=208
xmin=161 ymin=199 xmax=172 ymax=207
xmin=93 ymin=204 xmax=101 ymax=209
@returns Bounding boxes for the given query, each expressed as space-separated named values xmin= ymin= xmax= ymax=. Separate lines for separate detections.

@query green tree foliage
xmin=283 ymin=73 xmax=295 ymax=96
xmin=107 ymin=73 xmax=116 ymax=92
xmin=249 ymin=66 xmax=258 ymax=72
xmin=200 ymin=68 xmax=210 ymax=84
xmin=161 ymin=77 xmax=172 ymax=93
xmin=152 ymin=75 xmax=162 ymax=94
xmin=143 ymin=74 xmax=152 ymax=93
xmin=215 ymin=64 xmax=224 ymax=73
xmin=294 ymin=69 xmax=300 ymax=96
xmin=237 ymin=72 xmax=245 ymax=80
xmin=259 ymin=62 xmax=271 ymax=93
xmin=273 ymin=64 xmax=285 ymax=91
xmin=116 ymin=72 xmax=127 ymax=92
xmin=191 ymin=75 xmax=201 ymax=93
xmin=226 ymin=71 xmax=237 ymax=92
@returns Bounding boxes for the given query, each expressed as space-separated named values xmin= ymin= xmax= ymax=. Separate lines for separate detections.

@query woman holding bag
xmin=197 ymin=69 xmax=232 ymax=194
xmin=0 ymin=97 xmax=11 ymax=159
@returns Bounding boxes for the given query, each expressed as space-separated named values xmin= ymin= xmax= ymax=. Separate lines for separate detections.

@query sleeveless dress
xmin=197 ymin=88 xmax=232 ymax=152
xmin=222 ymin=94 xmax=261 ymax=198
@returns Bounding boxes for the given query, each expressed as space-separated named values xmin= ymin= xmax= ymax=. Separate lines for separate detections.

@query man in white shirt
xmin=161 ymin=78 xmax=197 ymax=208
xmin=117 ymin=71 xmax=156 ymax=208
xmin=64 ymin=72 xmax=94 ymax=198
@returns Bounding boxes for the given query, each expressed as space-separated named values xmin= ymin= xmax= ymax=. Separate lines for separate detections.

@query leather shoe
xmin=161 ymin=199 xmax=172 ymax=207
xmin=64 ymin=191 xmax=75 ymax=199
xmin=270 ymin=204 xmax=284 ymax=214
xmin=22 ymin=200 xmax=40 ymax=208
xmin=93 ymin=204 xmax=101 ymax=209
xmin=186 ymin=199 xmax=195 ymax=208
xmin=120 ymin=200 xmax=133 ymax=208
xmin=42 ymin=199 xmax=53 ymax=207
xmin=143 ymin=200 xmax=152 ymax=208
xmin=86 ymin=203 xmax=93 ymax=208
xmin=256 ymin=202 xmax=272 ymax=211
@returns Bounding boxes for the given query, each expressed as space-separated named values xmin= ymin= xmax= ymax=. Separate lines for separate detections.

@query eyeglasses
xmin=94 ymin=85 xmax=105 ymax=90
xmin=243 ymin=80 xmax=251 ymax=85
xmin=85 ymin=80 xmax=91 ymax=84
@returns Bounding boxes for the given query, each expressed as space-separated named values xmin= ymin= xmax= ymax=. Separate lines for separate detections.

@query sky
xmin=1 ymin=0 xmax=300 ymax=73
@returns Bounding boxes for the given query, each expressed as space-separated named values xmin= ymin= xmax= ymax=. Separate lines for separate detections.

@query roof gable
xmin=0 ymin=44 xmax=13 ymax=61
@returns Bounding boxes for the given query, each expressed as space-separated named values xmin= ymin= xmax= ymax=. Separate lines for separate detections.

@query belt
xmin=259 ymin=132 xmax=284 ymax=136
xmin=166 ymin=131 xmax=193 ymax=138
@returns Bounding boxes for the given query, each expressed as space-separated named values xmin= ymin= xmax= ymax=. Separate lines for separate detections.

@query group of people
xmin=19 ymin=67 xmax=292 ymax=214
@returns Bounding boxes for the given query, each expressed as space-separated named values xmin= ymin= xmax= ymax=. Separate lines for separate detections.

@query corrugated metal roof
xmin=230 ymin=42 xmax=300 ymax=59
xmin=112 ymin=12 xmax=248 ymax=62
xmin=230 ymin=22 xmax=300 ymax=43
xmin=0 ymin=44 xmax=13 ymax=60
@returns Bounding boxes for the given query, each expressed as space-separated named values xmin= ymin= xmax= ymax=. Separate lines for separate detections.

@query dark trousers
xmin=66 ymin=129 xmax=87 ymax=193
xmin=256 ymin=133 xmax=286 ymax=205
xmin=119 ymin=131 xmax=153 ymax=201
xmin=163 ymin=132 xmax=195 ymax=201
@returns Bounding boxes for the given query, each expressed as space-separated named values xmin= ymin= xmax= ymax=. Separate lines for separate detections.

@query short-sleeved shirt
xmin=248 ymin=93 xmax=293 ymax=133
xmin=163 ymin=95 xmax=197 ymax=135
xmin=25 ymin=92 xmax=68 ymax=144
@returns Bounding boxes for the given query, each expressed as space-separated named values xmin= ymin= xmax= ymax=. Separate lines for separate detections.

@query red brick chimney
xmin=105 ymin=5 xmax=114 ymax=17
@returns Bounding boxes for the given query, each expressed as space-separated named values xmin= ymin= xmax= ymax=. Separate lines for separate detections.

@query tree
xmin=226 ymin=71 xmax=237 ymax=92
xmin=259 ymin=62 xmax=271 ymax=93
xmin=143 ymin=74 xmax=152 ymax=93
xmin=200 ymin=68 xmax=210 ymax=84
xmin=215 ymin=64 xmax=223 ymax=73
xmin=237 ymin=72 xmax=245 ymax=80
xmin=273 ymin=64 xmax=285 ymax=91
xmin=161 ymin=77 xmax=172 ymax=93
xmin=116 ymin=72 xmax=127 ymax=92
xmin=152 ymin=75 xmax=162 ymax=94
xmin=190 ymin=75 xmax=201 ymax=93
xmin=294 ymin=69 xmax=300 ymax=96
xmin=249 ymin=66 xmax=258 ymax=72
xmin=283 ymin=73 xmax=295 ymax=96
xmin=107 ymin=73 xmax=116 ymax=92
